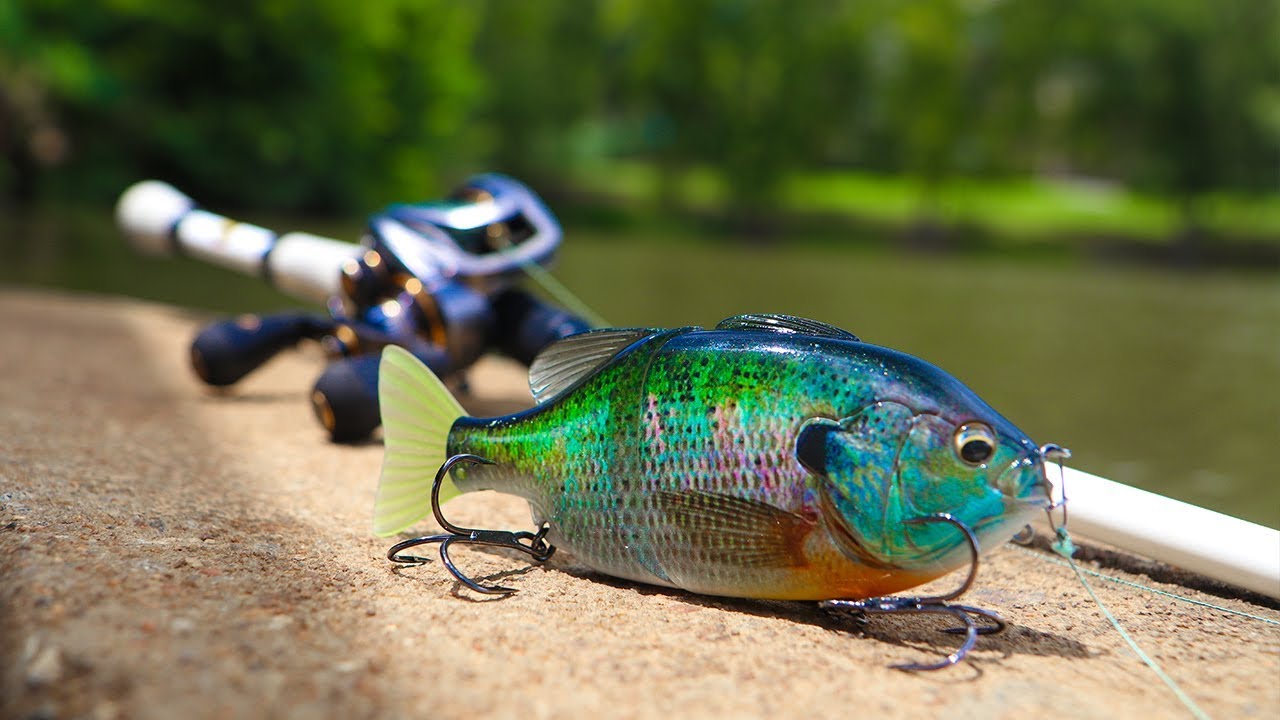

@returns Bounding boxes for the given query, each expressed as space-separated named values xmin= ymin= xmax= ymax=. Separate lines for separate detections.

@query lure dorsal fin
xmin=715 ymin=314 xmax=860 ymax=341
xmin=528 ymin=328 xmax=653 ymax=404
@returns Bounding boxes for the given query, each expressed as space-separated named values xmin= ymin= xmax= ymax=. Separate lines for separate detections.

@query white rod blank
xmin=1039 ymin=466 xmax=1280 ymax=599
xmin=266 ymin=232 xmax=365 ymax=303
xmin=172 ymin=209 xmax=277 ymax=277
xmin=116 ymin=180 xmax=363 ymax=304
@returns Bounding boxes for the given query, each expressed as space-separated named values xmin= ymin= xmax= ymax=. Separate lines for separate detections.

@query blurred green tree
xmin=470 ymin=1 xmax=607 ymax=186
xmin=3 ymin=0 xmax=485 ymax=211
xmin=2 ymin=0 xmax=1276 ymax=230
xmin=1006 ymin=0 xmax=1280 ymax=240
xmin=603 ymin=0 xmax=868 ymax=229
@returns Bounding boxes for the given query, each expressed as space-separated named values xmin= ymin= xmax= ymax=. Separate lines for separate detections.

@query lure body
xmin=375 ymin=315 xmax=1053 ymax=601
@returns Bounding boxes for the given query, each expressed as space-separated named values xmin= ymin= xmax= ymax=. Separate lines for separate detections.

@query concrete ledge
xmin=1 ymin=289 xmax=1276 ymax=719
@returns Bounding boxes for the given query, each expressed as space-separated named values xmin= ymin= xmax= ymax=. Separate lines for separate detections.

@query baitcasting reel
xmin=117 ymin=174 xmax=592 ymax=442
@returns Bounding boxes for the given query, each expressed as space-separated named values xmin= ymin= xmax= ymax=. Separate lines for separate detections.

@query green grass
xmin=571 ymin=160 xmax=1280 ymax=243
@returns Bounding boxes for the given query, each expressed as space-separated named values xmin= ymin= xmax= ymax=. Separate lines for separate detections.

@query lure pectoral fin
xmin=642 ymin=490 xmax=817 ymax=594
xmin=653 ymin=490 xmax=815 ymax=570
xmin=373 ymin=345 xmax=466 ymax=536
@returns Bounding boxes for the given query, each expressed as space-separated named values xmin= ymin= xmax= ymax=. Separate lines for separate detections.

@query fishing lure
xmin=374 ymin=314 xmax=1064 ymax=669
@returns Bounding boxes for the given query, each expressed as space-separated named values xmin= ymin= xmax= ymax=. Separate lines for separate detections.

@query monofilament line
xmin=1052 ymin=529 xmax=1211 ymax=720
xmin=490 ymin=233 xmax=612 ymax=329
xmin=1009 ymin=544 xmax=1280 ymax=627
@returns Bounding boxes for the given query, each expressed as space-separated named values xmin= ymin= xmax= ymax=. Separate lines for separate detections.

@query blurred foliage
xmin=2 ymin=0 xmax=485 ymax=210
xmin=2 ymin=0 xmax=1277 ymax=231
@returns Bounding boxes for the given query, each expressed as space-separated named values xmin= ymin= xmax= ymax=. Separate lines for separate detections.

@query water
xmin=3 ymin=208 xmax=1277 ymax=527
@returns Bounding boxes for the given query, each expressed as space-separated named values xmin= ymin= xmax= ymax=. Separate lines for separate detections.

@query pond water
xmin=4 ymin=209 xmax=1277 ymax=527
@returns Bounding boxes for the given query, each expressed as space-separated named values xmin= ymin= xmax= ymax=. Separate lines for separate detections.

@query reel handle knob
xmin=310 ymin=343 xmax=453 ymax=443
xmin=191 ymin=313 xmax=332 ymax=387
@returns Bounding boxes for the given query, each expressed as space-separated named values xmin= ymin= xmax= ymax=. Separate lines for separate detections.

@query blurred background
xmin=1 ymin=0 xmax=1277 ymax=526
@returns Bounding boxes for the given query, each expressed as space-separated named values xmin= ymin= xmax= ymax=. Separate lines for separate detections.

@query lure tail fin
xmin=373 ymin=345 xmax=467 ymax=537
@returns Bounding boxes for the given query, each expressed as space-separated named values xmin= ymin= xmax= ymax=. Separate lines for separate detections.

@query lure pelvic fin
xmin=373 ymin=345 xmax=466 ymax=536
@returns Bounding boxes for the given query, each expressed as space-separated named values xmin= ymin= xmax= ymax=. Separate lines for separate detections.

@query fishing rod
xmin=1036 ymin=466 xmax=1280 ymax=600
xmin=118 ymin=178 xmax=1278 ymax=602
xmin=117 ymin=175 xmax=592 ymax=442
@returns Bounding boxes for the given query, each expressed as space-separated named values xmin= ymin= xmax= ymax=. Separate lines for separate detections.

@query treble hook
xmin=386 ymin=453 xmax=556 ymax=595
xmin=820 ymin=513 xmax=1006 ymax=672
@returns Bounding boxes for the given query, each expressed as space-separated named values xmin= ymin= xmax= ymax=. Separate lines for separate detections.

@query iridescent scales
xmin=374 ymin=314 xmax=1055 ymax=602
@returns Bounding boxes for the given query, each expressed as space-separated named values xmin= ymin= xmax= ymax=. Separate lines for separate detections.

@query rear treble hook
xmin=386 ymin=453 xmax=555 ymax=595
xmin=821 ymin=513 xmax=1005 ymax=672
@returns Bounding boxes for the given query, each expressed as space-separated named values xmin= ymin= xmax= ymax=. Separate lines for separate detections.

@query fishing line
xmin=519 ymin=258 xmax=612 ymax=329
xmin=1049 ymin=528 xmax=1212 ymax=720
xmin=1032 ymin=459 xmax=1214 ymax=718
xmin=1009 ymin=544 xmax=1280 ymax=626
xmin=490 ymin=233 xmax=612 ymax=329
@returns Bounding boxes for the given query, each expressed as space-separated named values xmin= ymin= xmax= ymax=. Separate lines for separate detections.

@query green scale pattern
xmin=423 ymin=317 xmax=1052 ymax=600
xmin=445 ymin=328 xmax=944 ymax=596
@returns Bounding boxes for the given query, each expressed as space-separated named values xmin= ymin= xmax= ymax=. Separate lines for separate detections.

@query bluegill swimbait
xmin=373 ymin=314 xmax=1056 ymax=602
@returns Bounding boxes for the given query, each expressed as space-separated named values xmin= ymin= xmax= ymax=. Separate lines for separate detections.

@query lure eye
xmin=954 ymin=423 xmax=996 ymax=465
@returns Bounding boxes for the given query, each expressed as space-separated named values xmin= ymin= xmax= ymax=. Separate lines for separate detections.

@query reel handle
xmin=191 ymin=313 xmax=334 ymax=387
xmin=310 ymin=342 xmax=452 ymax=443
xmin=489 ymin=288 xmax=593 ymax=365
